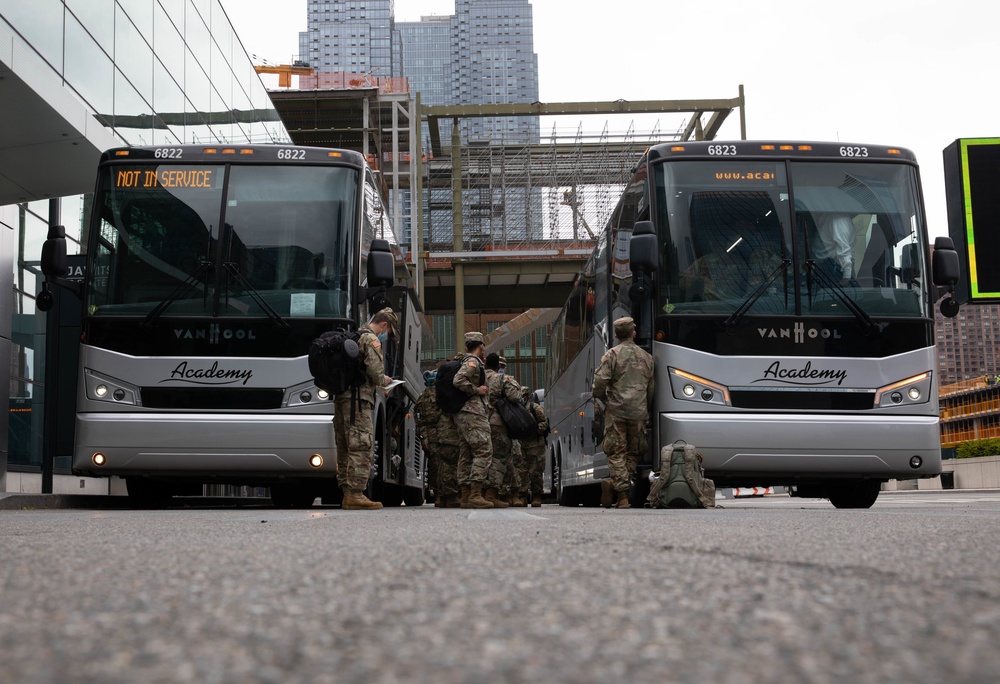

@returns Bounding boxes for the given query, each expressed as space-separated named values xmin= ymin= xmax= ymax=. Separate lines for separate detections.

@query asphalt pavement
xmin=2 ymin=491 xmax=999 ymax=683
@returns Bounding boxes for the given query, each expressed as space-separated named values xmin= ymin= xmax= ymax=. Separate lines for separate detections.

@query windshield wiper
xmin=805 ymin=260 xmax=877 ymax=334
xmin=222 ymin=262 xmax=291 ymax=329
xmin=140 ymin=260 xmax=212 ymax=328
xmin=724 ymin=259 xmax=790 ymax=330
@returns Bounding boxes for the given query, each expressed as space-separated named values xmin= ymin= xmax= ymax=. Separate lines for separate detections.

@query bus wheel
xmin=828 ymin=480 xmax=881 ymax=509
xmin=270 ymin=483 xmax=317 ymax=508
xmin=402 ymin=486 xmax=424 ymax=507
xmin=125 ymin=477 xmax=173 ymax=509
xmin=552 ymin=454 xmax=565 ymax=506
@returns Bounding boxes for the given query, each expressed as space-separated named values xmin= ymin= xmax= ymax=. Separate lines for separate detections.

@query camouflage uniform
xmin=453 ymin=347 xmax=493 ymax=486
xmin=592 ymin=317 xmax=655 ymax=497
xmin=486 ymin=367 xmax=524 ymax=497
xmin=434 ymin=400 xmax=462 ymax=502
xmin=519 ymin=397 xmax=548 ymax=504
xmin=415 ymin=384 xmax=441 ymax=501
xmin=333 ymin=324 xmax=387 ymax=493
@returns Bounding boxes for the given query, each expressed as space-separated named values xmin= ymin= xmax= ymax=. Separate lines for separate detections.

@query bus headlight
xmin=309 ymin=454 xmax=324 ymax=468
xmin=669 ymin=368 xmax=731 ymax=406
xmin=317 ymin=389 xmax=330 ymax=400
xmin=874 ymin=372 xmax=931 ymax=408
xmin=85 ymin=369 xmax=139 ymax=405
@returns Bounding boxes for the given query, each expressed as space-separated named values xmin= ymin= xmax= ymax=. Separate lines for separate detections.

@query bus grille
xmin=140 ymin=388 xmax=285 ymax=410
xmin=729 ymin=389 xmax=876 ymax=411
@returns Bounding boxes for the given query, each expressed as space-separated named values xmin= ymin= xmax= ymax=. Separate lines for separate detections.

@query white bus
xmin=40 ymin=144 xmax=426 ymax=508
xmin=544 ymin=141 xmax=960 ymax=508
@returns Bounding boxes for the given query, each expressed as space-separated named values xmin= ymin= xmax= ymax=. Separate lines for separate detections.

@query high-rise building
xmin=935 ymin=300 xmax=1000 ymax=386
xmin=302 ymin=2 xmax=540 ymax=139
xmin=298 ymin=0 xmax=402 ymax=79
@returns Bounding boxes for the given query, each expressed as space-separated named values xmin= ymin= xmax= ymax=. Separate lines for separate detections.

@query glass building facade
xmin=0 ymin=0 xmax=289 ymax=492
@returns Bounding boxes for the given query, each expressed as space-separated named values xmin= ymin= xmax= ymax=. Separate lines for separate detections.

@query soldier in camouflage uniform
xmin=485 ymin=352 xmax=523 ymax=507
xmin=592 ymin=316 xmax=654 ymax=509
xmin=453 ymin=332 xmax=494 ymax=508
xmin=434 ymin=387 xmax=462 ymax=507
xmin=518 ymin=386 xmax=548 ymax=507
xmin=334 ymin=307 xmax=398 ymax=510
xmin=415 ymin=371 xmax=443 ymax=506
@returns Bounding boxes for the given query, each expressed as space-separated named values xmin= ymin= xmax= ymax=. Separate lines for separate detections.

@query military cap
xmin=465 ymin=331 xmax=484 ymax=345
xmin=498 ymin=355 xmax=507 ymax=367
xmin=521 ymin=385 xmax=531 ymax=395
xmin=375 ymin=307 xmax=399 ymax=337
xmin=614 ymin=316 xmax=635 ymax=337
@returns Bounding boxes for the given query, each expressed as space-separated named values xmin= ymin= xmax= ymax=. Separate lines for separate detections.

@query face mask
xmin=378 ymin=333 xmax=388 ymax=345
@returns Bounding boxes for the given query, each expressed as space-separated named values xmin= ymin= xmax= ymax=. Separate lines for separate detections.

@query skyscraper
xmin=298 ymin=0 xmax=402 ymax=79
xmin=301 ymin=1 xmax=540 ymax=143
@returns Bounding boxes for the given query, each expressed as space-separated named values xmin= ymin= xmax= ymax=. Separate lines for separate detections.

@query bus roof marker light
xmin=670 ymin=146 xmax=685 ymax=152
xmin=240 ymin=149 xmax=254 ymax=155
xmin=114 ymin=150 xmax=130 ymax=156
xmin=222 ymin=149 xmax=236 ymax=155
xmin=204 ymin=148 xmax=217 ymax=154
xmin=328 ymin=151 xmax=343 ymax=158
xmin=760 ymin=145 xmax=775 ymax=151
xmin=797 ymin=145 xmax=813 ymax=151
xmin=779 ymin=145 xmax=794 ymax=151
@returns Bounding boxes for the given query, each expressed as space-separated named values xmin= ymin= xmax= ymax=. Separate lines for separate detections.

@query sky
xmin=220 ymin=0 xmax=1000 ymax=239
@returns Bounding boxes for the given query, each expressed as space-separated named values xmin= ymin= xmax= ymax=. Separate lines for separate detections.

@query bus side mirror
xmin=41 ymin=224 xmax=67 ymax=278
xmin=932 ymin=236 xmax=961 ymax=318
xmin=367 ymin=238 xmax=395 ymax=289
xmin=629 ymin=220 xmax=658 ymax=275
xmin=932 ymin=237 xmax=959 ymax=286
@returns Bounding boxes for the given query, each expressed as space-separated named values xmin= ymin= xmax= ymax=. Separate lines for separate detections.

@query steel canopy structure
xmin=268 ymin=84 xmax=746 ymax=352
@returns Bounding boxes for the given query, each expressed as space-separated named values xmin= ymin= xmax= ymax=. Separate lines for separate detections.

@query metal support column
xmin=451 ymin=118 xmax=465 ymax=352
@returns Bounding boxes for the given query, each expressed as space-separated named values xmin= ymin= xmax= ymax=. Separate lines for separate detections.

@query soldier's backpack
xmin=494 ymin=397 xmax=539 ymax=440
xmin=645 ymin=440 xmax=717 ymax=509
xmin=308 ymin=329 xmax=365 ymax=396
xmin=435 ymin=357 xmax=480 ymax=414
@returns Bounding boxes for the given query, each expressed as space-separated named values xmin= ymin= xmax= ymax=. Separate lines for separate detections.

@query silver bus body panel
xmin=74 ymin=412 xmax=335 ymax=476
xmin=73 ymin=344 xmax=338 ymax=478
xmin=659 ymin=412 xmax=940 ymax=478
xmin=655 ymin=340 xmax=941 ymax=480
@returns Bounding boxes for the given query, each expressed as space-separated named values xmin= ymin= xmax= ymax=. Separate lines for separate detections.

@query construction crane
xmin=253 ymin=60 xmax=314 ymax=88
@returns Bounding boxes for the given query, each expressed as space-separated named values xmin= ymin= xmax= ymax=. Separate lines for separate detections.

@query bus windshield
xmin=88 ymin=163 xmax=359 ymax=319
xmin=655 ymin=159 xmax=928 ymax=318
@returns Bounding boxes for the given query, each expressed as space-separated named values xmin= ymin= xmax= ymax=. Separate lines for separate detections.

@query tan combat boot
xmin=445 ymin=494 xmax=462 ymax=508
xmin=460 ymin=484 xmax=471 ymax=508
xmin=600 ymin=480 xmax=615 ymax=508
xmin=486 ymin=487 xmax=509 ymax=508
xmin=510 ymin=492 xmax=525 ymax=507
xmin=530 ymin=494 xmax=542 ymax=507
xmin=342 ymin=489 xmax=384 ymax=510
xmin=615 ymin=491 xmax=631 ymax=509
xmin=467 ymin=483 xmax=494 ymax=508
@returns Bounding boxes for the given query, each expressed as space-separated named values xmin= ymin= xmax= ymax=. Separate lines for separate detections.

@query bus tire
xmin=552 ymin=453 xmax=566 ymax=505
xmin=270 ymin=483 xmax=317 ymax=508
xmin=828 ymin=480 xmax=881 ymax=509
xmin=402 ymin=485 xmax=424 ymax=507
xmin=125 ymin=477 xmax=173 ymax=509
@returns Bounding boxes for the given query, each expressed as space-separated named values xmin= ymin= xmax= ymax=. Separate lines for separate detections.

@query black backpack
xmin=308 ymin=329 xmax=365 ymax=395
xmin=436 ymin=357 xmax=481 ymax=414
xmin=494 ymin=397 xmax=538 ymax=440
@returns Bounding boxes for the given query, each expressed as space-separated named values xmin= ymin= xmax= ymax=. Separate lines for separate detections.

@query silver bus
xmin=544 ymin=141 xmax=960 ymax=508
xmin=41 ymin=144 xmax=426 ymax=508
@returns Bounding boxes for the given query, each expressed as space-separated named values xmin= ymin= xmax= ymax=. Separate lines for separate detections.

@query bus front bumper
xmin=73 ymin=412 xmax=336 ymax=478
xmin=660 ymin=412 xmax=941 ymax=481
